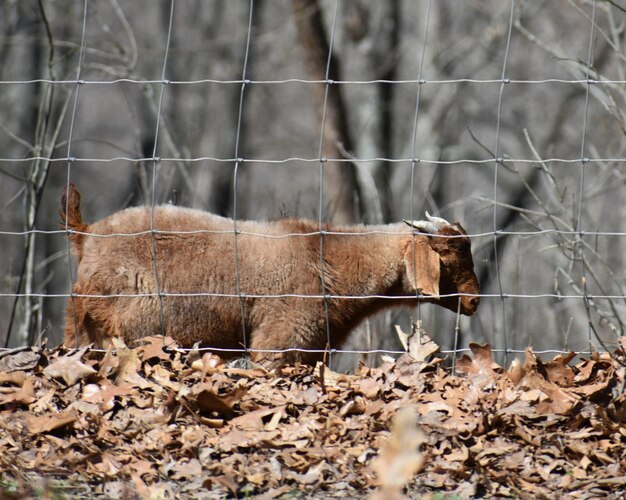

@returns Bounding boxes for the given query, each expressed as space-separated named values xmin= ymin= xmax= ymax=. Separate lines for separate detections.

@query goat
xmin=61 ymin=183 xmax=479 ymax=366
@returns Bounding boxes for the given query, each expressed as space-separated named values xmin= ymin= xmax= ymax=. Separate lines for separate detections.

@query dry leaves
xmin=0 ymin=334 xmax=625 ymax=498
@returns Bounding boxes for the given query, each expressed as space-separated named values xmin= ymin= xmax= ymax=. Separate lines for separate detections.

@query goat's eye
xmin=457 ymin=240 xmax=471 ymax=255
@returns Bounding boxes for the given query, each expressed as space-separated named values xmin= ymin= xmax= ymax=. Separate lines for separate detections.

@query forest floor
xmin=0 ymin=328 xmax=625 ymax=499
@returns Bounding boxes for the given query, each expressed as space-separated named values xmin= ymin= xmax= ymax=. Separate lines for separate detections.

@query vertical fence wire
xmin=492 ymin=0 xmax=516 ymax=366
xmin=407 ymin=0 xmax=431 ymax=226
xmin=232 ymin=0 xmax=256 ymax=359
xmin=148 ymin=0 xmax=176 ymax=344
xmin=406 ymin=0 xmax=432 ymax=356
xmin=576 ymin=0 xmax=597 ymax=355
xmin=64 ymin=0 xmax=90 ymax=348
xmin=316 ymin=0 xmax=340 ymax=370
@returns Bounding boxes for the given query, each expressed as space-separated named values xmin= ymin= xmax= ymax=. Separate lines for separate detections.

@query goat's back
xmin=79 ymin=205 xmax=321 ymax=290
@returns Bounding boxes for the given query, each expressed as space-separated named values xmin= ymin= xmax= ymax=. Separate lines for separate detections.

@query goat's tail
xmin=61 ymin=182 xmax=87 ymax=261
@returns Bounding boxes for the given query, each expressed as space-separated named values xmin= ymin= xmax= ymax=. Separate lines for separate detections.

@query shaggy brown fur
xmin=62 ymin=183 xmax=480 ymax=366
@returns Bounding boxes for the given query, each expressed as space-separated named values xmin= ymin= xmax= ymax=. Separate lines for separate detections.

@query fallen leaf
xmin=82 ymin=382 xmax=136 ymax=411
xmin=245 ymin=472 xmax=266 ymax=485
xmin=230 ymin=406 xmax=285 ymax=431
xmin=127 ymin=459 xmax=157 ymax=479
xmin=218 ymin=429 xmax=280 ymax=452
xmin=456 ymin=343 xmax=501 ymax=381
xmin=0 ymin=349 xmax=40 ymax=373
xmin=0 ymin=371 xmax=26 ymax=386
xmin=147 ymin=363 xmax=182 ymax=392
xmin=211 ymin=474 xmax=239 ymax=495
xmin=371 ymin=407 xmax=426 ymax=493
xmin=395 ymin=321 xmax=440 ymax=363
xmin=285 ymin=385 xmax=319 ymax=405
xmin=133 ymin=335 xmax=177 ymax=362
xmin=543 ymin=352 xmax=576 ymax=386
xmin=191 ymin=352 xmax=225 ymax=374
xmin=507 ymin=358 xmax=525 ymax=385
xmin=357 ymin=378 xmax=381 ymax=399
xmin=43 ymin=349 xmax=96 ymax=385
xmin=170 ymin=458 xmax=202 ymax=480
xmin=27 ymin=409 xmax=78 ymax=434
xmin=288 ymin=461 xmax=327 ymax=485
xmin=130 ymin=473 xmax=151 ymax=497
xmin=418 ymin=401 xmax=455 ymax=416
xmin=30 ymin=387 xmax=56 ymax=413
xmin=0 ymin=376 xmax=36 ymax=406
xmin=339 ymin=398 xmax=366 ymax=417
xmin=112 ymin=337 xmax=143 ymax=384
xmin=194 ymin=384 xmax=247 ymax=418
xmin=99 ymin=346 xmax=120 ymax=378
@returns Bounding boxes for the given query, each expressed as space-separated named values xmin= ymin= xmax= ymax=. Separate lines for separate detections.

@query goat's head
xmin=403 ymin=212 xmax=480 ymax=316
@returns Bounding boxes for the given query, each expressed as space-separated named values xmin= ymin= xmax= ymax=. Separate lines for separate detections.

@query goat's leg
xmin=248 ymin=317 xmax=326 ymax=368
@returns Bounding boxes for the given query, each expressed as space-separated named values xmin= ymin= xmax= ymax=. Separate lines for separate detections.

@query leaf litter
xmin=0 ymin=330 xmax=625 ymax=499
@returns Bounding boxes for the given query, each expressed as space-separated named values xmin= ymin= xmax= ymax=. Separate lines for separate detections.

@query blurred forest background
xmin=1 ymin=0 xmax=625 ymax=369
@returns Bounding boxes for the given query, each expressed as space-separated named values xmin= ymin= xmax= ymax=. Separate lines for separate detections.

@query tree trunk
xmin=291 ymin=0 xmax=359 ymax=224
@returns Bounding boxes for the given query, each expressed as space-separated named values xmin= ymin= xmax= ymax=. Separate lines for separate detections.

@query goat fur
xmin=62 ymin=183 xmax=479 ymax=366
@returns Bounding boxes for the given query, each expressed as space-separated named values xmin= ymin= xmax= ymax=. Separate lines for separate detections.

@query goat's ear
xmin=404 ymin=241 xmax=440 ymax=298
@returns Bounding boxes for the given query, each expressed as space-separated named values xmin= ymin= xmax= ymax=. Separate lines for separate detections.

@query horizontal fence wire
xmin=4 ymin=292 xmax=615 ymax=300
xmin=2 ymin=229 xmax=626 ymax=238
xmin=1 ymin=78 xmax=624 ymax=85
xmin=2 ymin=157 xmax=624 ymax=164
xmin=0 ymin=346 xmax=605 ymax=356
xmin=0 ymin=345 xmax=606 ymax=357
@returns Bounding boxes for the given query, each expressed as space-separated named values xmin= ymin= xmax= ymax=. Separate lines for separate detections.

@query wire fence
xmin=1 ymin=0 xmax=623 ymax=369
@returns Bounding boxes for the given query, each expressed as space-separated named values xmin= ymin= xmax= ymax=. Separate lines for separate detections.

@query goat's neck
xmin=321 ymin=224 xmax=409 ymax=298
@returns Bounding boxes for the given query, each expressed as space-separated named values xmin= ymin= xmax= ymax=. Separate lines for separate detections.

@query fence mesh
xmin=1 ymin=0 xmax=623 ymax=369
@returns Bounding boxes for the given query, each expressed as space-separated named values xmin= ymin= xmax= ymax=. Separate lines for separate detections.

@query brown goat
xmin=62 ymin=183 xmax=479 ymax=366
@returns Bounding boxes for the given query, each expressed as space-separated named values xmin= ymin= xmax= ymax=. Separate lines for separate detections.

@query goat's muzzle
xmin=461 ymin=295 xmax=480 ymax=316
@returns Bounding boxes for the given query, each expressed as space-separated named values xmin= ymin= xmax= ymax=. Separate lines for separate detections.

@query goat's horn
xmin=403 ymin=211 xmax=451 ymax=234
xmin=403 ymin=219 xmax=440 ymax=234
xmin=425 ymin=211 xmax=450 ymax=227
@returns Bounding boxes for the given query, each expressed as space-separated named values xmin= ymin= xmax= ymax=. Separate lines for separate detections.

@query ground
xmin=0 ymin=330 xmax=625 ymax=499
